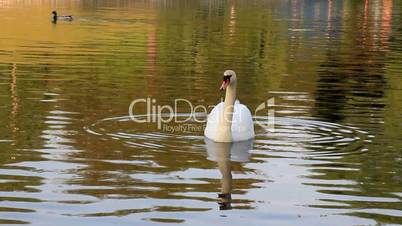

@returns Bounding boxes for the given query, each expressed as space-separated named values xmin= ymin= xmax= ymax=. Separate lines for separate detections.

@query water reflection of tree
xmin=309 ymin=1 xmax=402 ymax=224
xmin=0 ymin=63 xmax=45 ymax=198
xmin=314 ymin=0 xmax=388 ymax=122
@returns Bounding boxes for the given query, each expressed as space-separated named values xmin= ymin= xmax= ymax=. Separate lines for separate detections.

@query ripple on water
xmin=85 ymin=114 xmax=371 ymax=160
xmin=255 ymin=117 xmax=369 ymax=160
xmin=80 ymin=114 xmax=382 ymax=221
xmin=84 ymin=117 xmax=369 ymax=190
xmin=1 ymin=112 xmax=374 ymax=224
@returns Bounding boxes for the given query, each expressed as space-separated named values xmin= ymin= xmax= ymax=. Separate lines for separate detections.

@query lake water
xmin=0 ymin=0 xmax=401 ymax=225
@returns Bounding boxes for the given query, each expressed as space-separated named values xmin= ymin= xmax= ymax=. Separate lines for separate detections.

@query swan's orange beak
xmin=220 ymin=75 xmax=231 ymax=91
xmin=220 ymin=80 xmax=229 ymax=91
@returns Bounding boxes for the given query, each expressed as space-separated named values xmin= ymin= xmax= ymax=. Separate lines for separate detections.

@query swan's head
xmin=220 ymin=70 xmax=237 ymax=91
xmin=52 ymin=11 xmax=57 ymax=16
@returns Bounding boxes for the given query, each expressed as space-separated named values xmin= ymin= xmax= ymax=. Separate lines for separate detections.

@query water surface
xmin=0 ymin=0 xmax=402 ymax=225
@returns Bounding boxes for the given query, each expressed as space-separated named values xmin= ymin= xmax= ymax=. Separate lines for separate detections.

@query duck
xmin=204 ymin=70 xmax=255 ymax=142
xmin=52 ymin=11 xmax=73 ymax=22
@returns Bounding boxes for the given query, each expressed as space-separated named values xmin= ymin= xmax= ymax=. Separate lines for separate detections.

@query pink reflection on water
xmin=228 ymin=4 xmax=236 ymax=37
xmin=381 ymin=0 xmax=392 ymax=41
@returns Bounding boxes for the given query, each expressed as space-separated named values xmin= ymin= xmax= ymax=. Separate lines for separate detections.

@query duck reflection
xmin=204 ymin=138 xmax=253 ymax=210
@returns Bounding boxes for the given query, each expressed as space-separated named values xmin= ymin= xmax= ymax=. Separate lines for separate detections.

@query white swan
xmin=204 ymin=70 xmax=255 ymax=142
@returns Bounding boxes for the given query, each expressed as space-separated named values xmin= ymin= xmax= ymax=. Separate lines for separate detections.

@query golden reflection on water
xmin=0 ymin=0 xmax=401 ymax=225
xmin=10 ymin=63 xmax=18 ymax=135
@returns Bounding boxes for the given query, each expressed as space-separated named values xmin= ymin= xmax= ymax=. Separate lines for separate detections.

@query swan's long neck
xmin=223 ymin=84 xmax=236 ymax=126
xmin=217 ymin=83 xmax=236 ymax=142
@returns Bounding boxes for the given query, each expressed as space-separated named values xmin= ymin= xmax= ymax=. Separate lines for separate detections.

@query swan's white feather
xmin=204 ymin=100 xmax=255 ymax=142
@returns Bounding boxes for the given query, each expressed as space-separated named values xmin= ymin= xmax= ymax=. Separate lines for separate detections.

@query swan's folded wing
xmin=205 ymin=102 xmax=255 ymax=141
xmin=204 ymin=102 xmax=224 ymax=138
xmin=231 ymin=103 xmax=255 ymax=141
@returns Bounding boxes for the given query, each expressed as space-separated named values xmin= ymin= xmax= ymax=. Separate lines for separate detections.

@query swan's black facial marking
xmin=220 ymin=75 xmax=232 ymax=91
xmin=223 ymin=75 xmax=231 ymax=82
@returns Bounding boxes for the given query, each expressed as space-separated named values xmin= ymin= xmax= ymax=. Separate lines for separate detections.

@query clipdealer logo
xmin=128 ymin=97 xmax=275 ymax=132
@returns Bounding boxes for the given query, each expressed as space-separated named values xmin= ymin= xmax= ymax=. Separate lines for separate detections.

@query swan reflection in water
xmin=204 ymin=138 xmax=253 ymax=210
